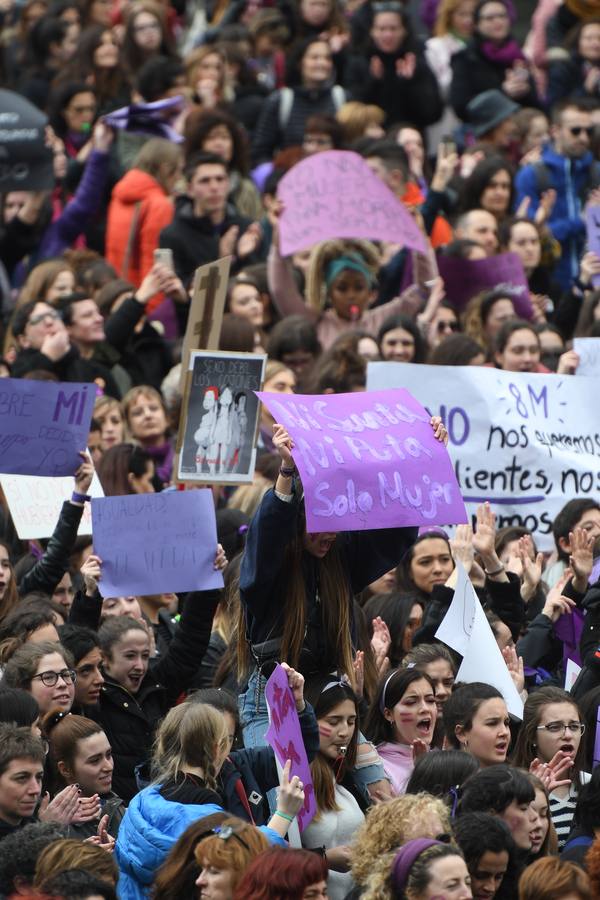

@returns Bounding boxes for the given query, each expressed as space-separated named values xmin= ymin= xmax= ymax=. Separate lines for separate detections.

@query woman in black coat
xmin=450 ymin=0 xmax=540 ymax=121
xmin=547 ymin=19 xmax=600 ymax=108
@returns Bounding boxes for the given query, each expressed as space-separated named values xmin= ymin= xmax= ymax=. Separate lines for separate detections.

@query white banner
xmin=367 ymin=363 xmax=600 ymax=550
xmin=1 ymin=471 xmax=104 ymax=540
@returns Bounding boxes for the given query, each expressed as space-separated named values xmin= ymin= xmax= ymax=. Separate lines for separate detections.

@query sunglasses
xmin=437 ymin=320 xmax=459 ymax=333
xmin=197 ymin=825 xmax=250 ymax=851
xmin=569 ymin=126 xmax=594 ymax=137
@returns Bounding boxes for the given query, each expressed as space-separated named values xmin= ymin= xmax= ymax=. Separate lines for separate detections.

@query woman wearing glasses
xmin=512 ymin=686 xmax=589 ymax=849
xmin=1 ymin=642 xmax=76 ymax=717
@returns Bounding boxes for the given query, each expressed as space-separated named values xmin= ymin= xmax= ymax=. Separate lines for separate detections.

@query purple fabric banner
xmin=91 ymin=489 xmax=224 ymax=596
xmin=438 ymin=252 xmax=533 ymax=318
xmin=0 ymin=379 xmax=95 ymax=476
xmin=257 ymin=389 xmax=467 ymax=533
xmin=264 ymin=664 xmax=317 ymax=833
xmin=102 ymin=96 xmax=184 ymax=143
xmin=554 ymin=608 xmax=585 ymax=668
xmin=585 ymin=206 xmax=600 ymax=289
xmin=277 ymin=150 xmax=427 ymax=256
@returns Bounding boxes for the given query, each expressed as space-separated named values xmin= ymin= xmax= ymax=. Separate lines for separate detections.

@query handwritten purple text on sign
xmin=277 ymin=150 xmax=426 ymax=257
xmin=0 ymin=378 xmax=95 ymax=476
xmin=265 ymin=664 xmax=317 ymax=833
xmin=257 ymin=389 xmax=467 ymax=533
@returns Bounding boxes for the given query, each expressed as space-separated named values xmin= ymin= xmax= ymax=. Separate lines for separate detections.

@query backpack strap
xmin=278 ymin=87 xmax=294 ymax=133
xmin=532 ymin=161 xmax=552 ymax=196
xmin=121 ymin=201 xmax=142 ymax=279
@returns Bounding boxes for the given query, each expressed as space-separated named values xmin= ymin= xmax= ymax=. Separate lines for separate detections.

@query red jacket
xmin=106 ymin=169 xmax=174 ymax=289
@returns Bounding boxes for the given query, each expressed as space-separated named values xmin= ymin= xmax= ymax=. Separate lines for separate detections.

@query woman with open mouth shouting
xmin=511 ymin=686 xmax=588 ymax=850
xmin=364 ymin=668 xmax=437 ymax=795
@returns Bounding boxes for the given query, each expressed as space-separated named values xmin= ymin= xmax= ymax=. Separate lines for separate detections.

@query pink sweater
xmin=267 ymin=246 xmax=426 ymax=350
xmin=377 ymin=741 xmax=415 ymax=796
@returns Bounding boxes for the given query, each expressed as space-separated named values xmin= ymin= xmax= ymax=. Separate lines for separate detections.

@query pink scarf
xmin=480 ymin=37 xmax=526 ymax=67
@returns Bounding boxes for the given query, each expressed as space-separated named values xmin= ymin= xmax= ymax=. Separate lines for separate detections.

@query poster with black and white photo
xmin=177 ymin=351 xmax=266 ymax=484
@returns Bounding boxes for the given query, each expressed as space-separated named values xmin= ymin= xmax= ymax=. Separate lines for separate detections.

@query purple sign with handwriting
xmin=257 ymin=389 xmax=467 ymax=533
xmin=91 ymin=490 xmax=224 ymax=596
xmin=277 ymin=150 xmax=426 ymax=257
xmin=438 ymin=252 xmax=532 ymax=318
xmin=265 ymin=664 xmax=316 ymax=833
xmin=585 ymin=206 xmax=600 ymax=288
xmin=0 ymin=378 xmax=95 ymax=476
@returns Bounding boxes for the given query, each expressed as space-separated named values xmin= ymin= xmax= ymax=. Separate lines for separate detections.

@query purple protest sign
xmin=438 ymin=252 xmax=533 ymax=318
xmin=265 ymin=664 xmax=317 ymax=833
xmin=277 ymin=150 xmax=426 ymax=257
xmin=91 ymin=489 xmax=224 ymax=596
xmin=591 ymin=557 xmax=600 ymax=585
xmin=585 ymin=206 xmax=600 ymax=289
xmin=0 ymin=379 xmax=95 ymax=476
xmin=257 ymin=389 xmax=467 ymax=533
xmin=554 ymin=608 xmax=585 ymax=668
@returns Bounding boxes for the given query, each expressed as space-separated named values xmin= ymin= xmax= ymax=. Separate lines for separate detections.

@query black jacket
xmin=345 ymin=43 xmax=443 ymax=129
xmin=449 ymin=37 xmax=540 ymax=121
xmin=159 ymin=198 xmax=258 ymax=287
xmin=18 ymin=501 xmax=83 ymax=598
xmin=88 ymin=589 xmax=220 ymax=803
xmin=99 ymin=296 xmax=174 ymax=391
xmin=251 ymin=84 xmax=348 ymax=164
xmin=11 ymin=344 xmax=121 ymax=399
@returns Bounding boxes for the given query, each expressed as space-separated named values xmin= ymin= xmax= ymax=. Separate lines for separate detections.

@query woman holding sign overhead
xmin=238 ymin=418 xmax=447 ymax=758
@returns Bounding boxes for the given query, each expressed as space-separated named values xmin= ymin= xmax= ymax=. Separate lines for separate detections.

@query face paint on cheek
xmin=319 ymin=725 xmax=333 ymax=737
xmin=396 ymin=714 xmax=416 ymax=723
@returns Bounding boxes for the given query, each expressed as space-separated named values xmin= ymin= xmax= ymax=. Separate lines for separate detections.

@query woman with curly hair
xmin=349 ymin=793 xmax=451 ymax=899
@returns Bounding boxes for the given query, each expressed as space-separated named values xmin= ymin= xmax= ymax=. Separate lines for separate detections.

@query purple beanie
xmin=391 ymin=839 xmax=444 ymax=894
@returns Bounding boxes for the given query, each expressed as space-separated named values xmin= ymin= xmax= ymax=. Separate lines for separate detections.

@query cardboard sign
xmin=573 ymin=338 xmax=600 ymax=377
xmin=0 ymin=90 xmax=54 ymax=191
xmin=436 ymin=561 xmax=524 ymax=718
xmin=368 ymin=362 xmax=600 ymax=550
xmin=179 ymin=256 xmax=231 ymax=389
xmin=438 ymin=252 xmax=532 ymax=318
xmin=257 ymin=389 xmax=466 ymax=533
xmin=265 ymin=664 xmax=317 ymax=833
xmin=177 ymin=351 xmax=266 ymax=484
xmin=0 ymin=379 xmax=95 ymax=476
xmin=0 ymin=471 xmax=104 ymax=539
xmin=277 ymin=150 xmax=427 ymax=256
xmin=91 ymin=490 xmax=224 ymax=596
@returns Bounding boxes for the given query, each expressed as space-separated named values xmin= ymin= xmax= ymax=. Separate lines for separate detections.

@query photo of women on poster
xmin=178 ymin=351 xmax=266 ymax=483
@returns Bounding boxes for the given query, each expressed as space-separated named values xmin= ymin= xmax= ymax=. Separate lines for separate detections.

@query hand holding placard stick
xmin=179 ymin=256 xmax=231 ymax=390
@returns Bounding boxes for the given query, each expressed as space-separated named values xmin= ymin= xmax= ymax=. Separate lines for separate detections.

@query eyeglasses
xmin=31 ymin=669 xmax=77 ymax=687
xmin=568 ymin=126 xmax=594 ymax=137
xmin=28 ymin=311 xmax=60 ymax=327
xmin=134 ymin=21 xmax=161 ymax=31
xmin=197 ymin=825 xmax=250 ymax=851
xmin=479 ymin=11 xmax=509 ymax=20
xmin=536 ymin=721 xmax=585 ymax=736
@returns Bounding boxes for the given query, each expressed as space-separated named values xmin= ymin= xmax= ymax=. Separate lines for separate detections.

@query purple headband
xmin=417 ymin=526 xmax=450 ymax=539
xmin=391 ymin=838 xmax=444 ymax=893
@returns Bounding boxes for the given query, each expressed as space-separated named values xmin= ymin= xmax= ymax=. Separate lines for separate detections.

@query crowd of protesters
xmin=4 ymin=0 xmax=600 ymax=898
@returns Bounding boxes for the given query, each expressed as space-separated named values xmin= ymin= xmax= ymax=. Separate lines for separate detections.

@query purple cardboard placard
xmin=277 ymin=150 xmax=426 ymax=256
xmin=257 ymin=389 xmax=467 ymax=533
xmin=0 ymin=379 xmax=95 ymax=476
xmin=264 ymin=664 xmax=317 ymax=833
xmin=585 ymin=206 xmax=600 ymax=288
xmin=91 ymin=489 xmax=224 ymax=596
xmin=438 ymin=252 xmax=533 ymax=318
xmin=554 ymin=608 xmax=585 ymax=668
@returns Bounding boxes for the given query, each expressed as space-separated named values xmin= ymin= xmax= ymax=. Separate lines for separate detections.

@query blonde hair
xmin=336 ymin=101 xmax=385 ymax=143
xmin=94 ymin=394 xmax=126 ymax=424
xmin=434 ymin=0 xmax=475 ymax=36
xmin=122 ymin=385 xmax=167 ymax=429
xmin=264 ymin=359 xmax=294 ymax=384
xmin=35 ymin=839 xmax=118 ymax=888
xmin=184 ymin=45 xmax=232 ymax=102
xmin=152 ymin=702 xmax=228 ymax=790
xmin=305 ymin=239 xmax=379 ymax=313
xmin=132 ymin=139 xmax=182 ymax=192
xmin=352 ymin=793 xmax=451 ymax=893
xmin=17 ymin=259 xmax=74 ymax=307
xmin=227 ymin=480 xmax=270 ymax=518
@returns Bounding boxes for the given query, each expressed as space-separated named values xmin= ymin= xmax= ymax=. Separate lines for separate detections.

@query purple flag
xmin=277 ymin=150 xmax=427 ymax=256
xmin=438 ymin=252 xmax=533 ymax=318
xmin=585 ymin=206 xmax=600 ymax=289
xmin=265 ymin=664 xmax=317 ymax=832
xmin=257 ymin=389 xmax=467 ymax=533
xmin=554 ymin=608 xmax=585 ymax=668
xmin=591 ymin=557 xmax=600 ymax=585
xmin=91 ymin=489 xmax=224 ymax=596
xmin=0 ymin=379 xmax=95 ymax=476
xmin=102 ymin=96 xmax=184 ymax=143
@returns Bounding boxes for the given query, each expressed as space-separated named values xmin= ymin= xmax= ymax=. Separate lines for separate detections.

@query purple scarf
xmin=479 ymin=38 xmax=526 ymax=67
xmin=145 ymin=441 xmax=174 ymax=485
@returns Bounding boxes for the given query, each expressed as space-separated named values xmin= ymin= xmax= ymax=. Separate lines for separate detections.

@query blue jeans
xmin=238 ymin=668 xmax=388 ymax=800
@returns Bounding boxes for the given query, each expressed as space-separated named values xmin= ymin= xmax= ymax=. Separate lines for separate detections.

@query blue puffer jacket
xmin=115 ymin=786 xmax=286 ymax=900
